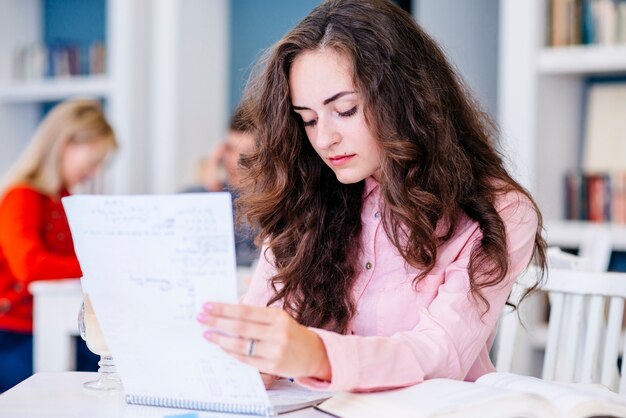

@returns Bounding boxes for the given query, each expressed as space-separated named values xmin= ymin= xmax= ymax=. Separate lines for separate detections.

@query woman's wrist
xmin=307 ymin=330 xmax=332 ymax=381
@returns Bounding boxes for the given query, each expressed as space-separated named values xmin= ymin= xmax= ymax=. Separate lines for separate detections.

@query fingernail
xmin=203 ymin=303 xmax=213 ymax=312
xmin=203 ymin=330 xmax=212 ymax=340
xmin=196 ymin=312 xmax=207 ymax=322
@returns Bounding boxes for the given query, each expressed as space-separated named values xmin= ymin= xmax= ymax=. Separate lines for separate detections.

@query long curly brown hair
xmin=238 ymin=0 xmax=546 ymax=334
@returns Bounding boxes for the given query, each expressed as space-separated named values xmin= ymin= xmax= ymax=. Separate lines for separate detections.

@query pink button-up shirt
xmin=242 ymin=177 xmax=538 ymax=392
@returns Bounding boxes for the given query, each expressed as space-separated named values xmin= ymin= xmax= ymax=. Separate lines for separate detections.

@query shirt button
xmin=57 ymin=232 xmax=66 ymax=241
xmin=374 ymin=211 xmax=381 ymax=219
xmin=365 ymin=261 xmax=372 ymax=270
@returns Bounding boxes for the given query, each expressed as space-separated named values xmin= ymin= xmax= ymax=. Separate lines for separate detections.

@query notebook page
xmin=63 ymin=194 xmax=270 ymax=413
xmin=267 ymin=379 xmax=333 ymax=414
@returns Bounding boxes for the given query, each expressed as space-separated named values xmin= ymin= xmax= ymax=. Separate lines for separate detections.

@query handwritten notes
xmin=63 ymin=194 xmax=270 ymax=414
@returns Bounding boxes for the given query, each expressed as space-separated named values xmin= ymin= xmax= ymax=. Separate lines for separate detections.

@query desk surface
xmin=0 ymin=373 xmax=327 ymax=418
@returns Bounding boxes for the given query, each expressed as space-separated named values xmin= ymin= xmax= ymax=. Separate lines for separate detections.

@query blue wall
xmin=229 ymin=0 xmax=321 ymax=113
xmin=40 ymin=0 xmax=106 ymax=118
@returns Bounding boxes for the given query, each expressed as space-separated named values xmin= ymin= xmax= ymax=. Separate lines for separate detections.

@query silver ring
xmin=247 ymin=339 xmax=256 ymax=357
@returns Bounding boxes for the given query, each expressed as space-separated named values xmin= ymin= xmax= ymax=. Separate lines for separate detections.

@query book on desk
xmin=316 ymin=372 xmax=626 ymax=418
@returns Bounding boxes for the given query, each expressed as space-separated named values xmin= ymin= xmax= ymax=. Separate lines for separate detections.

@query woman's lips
xmin=329 ymin=154 xmax=355 ymax=166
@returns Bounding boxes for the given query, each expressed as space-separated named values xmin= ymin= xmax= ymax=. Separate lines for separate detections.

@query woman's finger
xmin=204 ymin=329 xmax=270 ymax=359
xmin=197 ymin=313 xmax=268 ymax=340
xmin=205 ymin=334 xmax=280 ymax=376
xmin=202 ymin=302 xmax=282 ymax=325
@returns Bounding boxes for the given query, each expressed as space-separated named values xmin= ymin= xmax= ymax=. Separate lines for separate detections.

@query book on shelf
xmin=564 ymin=171 xmax=626 ymax=223
xmin=587 ymin=173 xmax=610 ymax=222
xmin=63 ymin=193 xmax=331 ymax=416
xmin=316 ymin=372 xmax=626 ymax=418
xmin=88 ymin=42 xmax=106 ymax=75
xmin=550 ymin=0 xmax=582 ymax=46
xmin=548 ymin=0 xmax=626 ymax=46
xmin=11 ymin=41 xmax=107 ymax=81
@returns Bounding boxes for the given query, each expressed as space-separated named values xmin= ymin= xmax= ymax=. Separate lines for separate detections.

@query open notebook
xmin=63 ymin=194 xmax=331 ymax=416
xmin=316 ymin=372 xmax=626 ymax=418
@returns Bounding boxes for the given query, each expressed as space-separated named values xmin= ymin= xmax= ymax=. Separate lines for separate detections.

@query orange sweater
xmin=0 ymin=185 xmax=82 ymax=333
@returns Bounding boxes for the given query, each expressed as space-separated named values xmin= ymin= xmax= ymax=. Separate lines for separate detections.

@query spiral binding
xmin=126 ymin=394 xmax=275 ymax=416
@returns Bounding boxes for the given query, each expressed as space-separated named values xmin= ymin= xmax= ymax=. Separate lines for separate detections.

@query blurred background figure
xmin=184 ymin=105 xmax=258 ymax=267
xmin=187 ymin=105 xmax=255 ymax=194
xmin=0 ymin=99 xmax=118 ymax=392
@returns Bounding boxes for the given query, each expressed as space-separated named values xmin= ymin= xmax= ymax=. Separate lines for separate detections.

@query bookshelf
xmin=546 ymin=220 xmax=626 ymax=251
xmin=538 ymin=44 xmax=626 ymax=75
xmin=499 ymin=0 xmax=626 ymax=222
xmin=499 ymin=0 xmax=626 ymax=377
xmin=0 ymin=76 xmax=111 ymax=103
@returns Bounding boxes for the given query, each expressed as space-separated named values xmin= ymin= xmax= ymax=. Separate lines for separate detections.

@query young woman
xmin=197 ymin=0 xmax=546 ymax=392
xmin=0 ymin=99 xmax=117 ymax=392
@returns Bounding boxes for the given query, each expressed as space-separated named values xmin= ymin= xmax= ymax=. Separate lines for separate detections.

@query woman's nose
xmin=314 ymin=117 xmax=341 ymax=150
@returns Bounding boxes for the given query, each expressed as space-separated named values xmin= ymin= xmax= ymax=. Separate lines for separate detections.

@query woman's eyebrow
xmin=292 ymin=91 xmax=356 ymax=111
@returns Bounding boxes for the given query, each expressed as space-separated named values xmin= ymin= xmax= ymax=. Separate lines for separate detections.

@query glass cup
xmin=77 ymin=293 xmax=122 ymax=391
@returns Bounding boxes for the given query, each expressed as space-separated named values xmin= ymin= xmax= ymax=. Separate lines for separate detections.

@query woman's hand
xmin=196 ymin=303 xmax=331 ymax=382
xmin=260 ymin=373 xmax=279 ymax=389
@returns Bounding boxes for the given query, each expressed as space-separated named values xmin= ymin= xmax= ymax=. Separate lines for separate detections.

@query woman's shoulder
xmin=488 ymin=187 xmax=540 ymax=242
xmin=494 ymin=187 xmax=536 ymax=217
xmin=0 ymin=183 xmax=47 ymax=207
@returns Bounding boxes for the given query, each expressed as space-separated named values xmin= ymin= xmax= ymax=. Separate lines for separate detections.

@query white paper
xmin=63 ymin=193 xmax=271 ymax=415
xmin=267 ymin=379 xmax=333 ymax=413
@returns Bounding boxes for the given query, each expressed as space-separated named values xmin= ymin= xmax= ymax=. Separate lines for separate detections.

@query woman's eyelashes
xmin=303 ymin=119 xmax=317 ymax=127
xmin=301 ymin=106 xmax=358 ymax=128
xmin=338 ymin=106 xmax=357 ymax=118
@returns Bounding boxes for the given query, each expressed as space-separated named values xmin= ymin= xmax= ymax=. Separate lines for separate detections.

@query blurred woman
xmin=0 ymin=99 xmax=117 ymax=392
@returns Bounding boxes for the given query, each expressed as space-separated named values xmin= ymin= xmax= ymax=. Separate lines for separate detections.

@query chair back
xmin=497 ymin=266 xmax=626 ymax=394
xmin=544 ymin=221 xmax=612 ymax=272
xmin=495 ymin=247 xmax=587 ymax=375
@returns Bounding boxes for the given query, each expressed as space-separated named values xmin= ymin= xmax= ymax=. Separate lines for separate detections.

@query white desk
xmin=0 ymin=372 xmax=326 ymax=418
xmin=29 ymin=279 xmax=83 ymax=373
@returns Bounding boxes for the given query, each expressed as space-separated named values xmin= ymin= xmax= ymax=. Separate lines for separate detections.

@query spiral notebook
xmin=63 ymin=193 xmax=330 ymax=416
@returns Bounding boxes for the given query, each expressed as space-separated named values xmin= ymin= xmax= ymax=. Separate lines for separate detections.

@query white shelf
xmin=0 ymin=75 xmax=111 ymax=103
xmin=538 ymin=44 xmax=626 ymax=75
xmin=545 ymin=220 xmax=626 ymax=251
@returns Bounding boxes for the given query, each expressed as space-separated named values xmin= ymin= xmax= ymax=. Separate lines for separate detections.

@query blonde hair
xmin=1 ymin=99 xmax=117 ymax=196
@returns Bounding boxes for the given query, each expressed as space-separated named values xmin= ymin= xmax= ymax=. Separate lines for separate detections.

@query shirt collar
xmin=364 ymin=176 xmax=380 ymax=199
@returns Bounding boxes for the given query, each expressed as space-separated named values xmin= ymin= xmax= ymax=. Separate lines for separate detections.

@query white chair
xmin=496 ymin=266 xmax=626 ymax=394
xmin=545 ymin=221 xmax=613 ymax=273
xmin=494 ymin=247 xmax=589 ymax=376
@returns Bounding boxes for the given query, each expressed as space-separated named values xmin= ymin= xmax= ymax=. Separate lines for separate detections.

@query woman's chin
xmin=333 ymin=172 xmax=366 ymax=185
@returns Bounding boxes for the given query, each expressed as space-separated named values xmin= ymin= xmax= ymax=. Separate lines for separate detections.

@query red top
xmin=0 ymin=185 xmax=82 ymax=333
